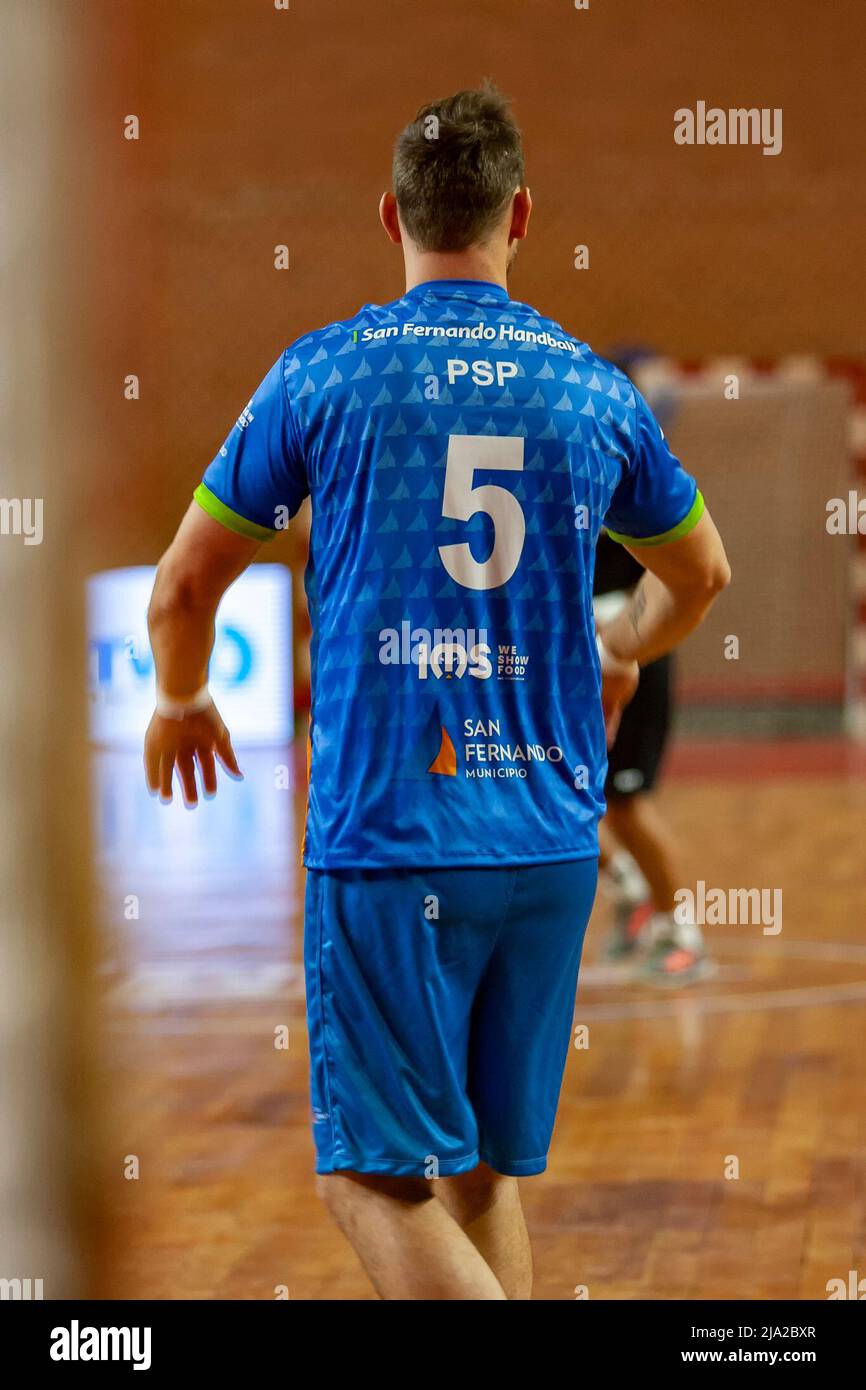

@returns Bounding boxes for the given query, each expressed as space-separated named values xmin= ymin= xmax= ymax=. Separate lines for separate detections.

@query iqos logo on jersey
xmin=378 ymin=622 xmax=491 ymax=680
xmin=417 ymin=641 xmax=492 ymax=681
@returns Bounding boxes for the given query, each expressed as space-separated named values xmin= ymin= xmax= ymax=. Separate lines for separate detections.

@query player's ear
xmin=509 ymin=187 xmax=532 ymax=242
xmin=379 ymin=192 xmax=402 ymax=245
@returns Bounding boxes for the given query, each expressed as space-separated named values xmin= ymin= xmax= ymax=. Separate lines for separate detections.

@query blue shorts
xmin=304 ymin=858 xmax=597 ymax=1177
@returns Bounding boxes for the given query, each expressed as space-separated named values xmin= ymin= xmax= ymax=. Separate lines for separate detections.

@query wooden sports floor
xmin=99 ymin=739 xmax=866 ymax=1300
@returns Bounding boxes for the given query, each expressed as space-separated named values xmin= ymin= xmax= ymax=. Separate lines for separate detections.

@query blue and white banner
xmin=87 ymin=565 xmax=293 ymax=745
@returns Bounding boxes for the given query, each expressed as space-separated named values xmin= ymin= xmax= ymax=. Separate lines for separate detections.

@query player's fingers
xmin=159 ymin=752 xmax=175 ymax=803
xmin=176 ymin=752 xmax=199 ymax=808
xmin=198 ymin=746 xmax=217 ymax=799
xmin=215 ymin=732 xmax=243 ymax=781
xmin=604 ymin=702 xmax=624 ymax=749
xmin=144 ymin=737 xmax=161 ymax=795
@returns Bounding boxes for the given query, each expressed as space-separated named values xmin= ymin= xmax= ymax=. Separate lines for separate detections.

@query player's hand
xmin=144 ymin=698 xmax=243 ymax=807
xmin=596 ymin=630 xmax=640 ymax=748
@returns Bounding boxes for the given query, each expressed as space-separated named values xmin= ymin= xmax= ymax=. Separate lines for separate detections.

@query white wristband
xmin=156 ymin=684 xmax=212 ymax=721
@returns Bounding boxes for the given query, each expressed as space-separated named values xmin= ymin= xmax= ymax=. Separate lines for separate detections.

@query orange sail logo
xmin=427 ymin=724 xmax=457 ymax=777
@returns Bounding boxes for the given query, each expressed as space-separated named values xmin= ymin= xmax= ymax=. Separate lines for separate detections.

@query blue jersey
xmin=196 ymin=279 xmax=703 ymax=869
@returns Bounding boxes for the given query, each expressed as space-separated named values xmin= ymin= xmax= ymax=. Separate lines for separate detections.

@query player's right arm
xmin=598 ymin=385 xmax=731 ymax=667
xmin=145 ymin=504 xmax=260 ymax=806
xmin=144 ymin=350 xmax=308 ymax=806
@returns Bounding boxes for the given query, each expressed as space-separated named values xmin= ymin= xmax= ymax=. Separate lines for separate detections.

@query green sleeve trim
xmin=606 ymin=489 xmax=705 ymax=548
xmin=193 ymin=483 xmax=277 ymax=543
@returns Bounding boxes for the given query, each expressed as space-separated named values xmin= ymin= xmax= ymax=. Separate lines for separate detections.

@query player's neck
xmin=403 ymin=249 xmax=508 ymax=293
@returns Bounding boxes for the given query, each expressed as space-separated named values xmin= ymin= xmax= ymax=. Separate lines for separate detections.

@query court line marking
xmin=574 ymin=979 xmax=866 ymax=1022
xmin=109 ymin=977 xmax=866 ymax=1034
xmin=105 ymin=938 xmax=866 ymax=1030
xmin=710 ymin=935 xmax=866 ymax=964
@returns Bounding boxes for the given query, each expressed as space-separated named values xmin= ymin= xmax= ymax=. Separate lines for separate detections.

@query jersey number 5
xmin=437 ymin=435 xmax=526 ymax=590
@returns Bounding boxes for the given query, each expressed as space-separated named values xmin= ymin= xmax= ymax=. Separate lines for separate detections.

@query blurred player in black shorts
xmin=594 ymin=530 xmax=712 ymax=985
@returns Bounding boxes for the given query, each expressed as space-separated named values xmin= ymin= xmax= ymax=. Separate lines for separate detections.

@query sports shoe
xmin=640 ymin=914 xmax=715 ymax=986
xmin=603 ymin=897 xmax=654 ymax=961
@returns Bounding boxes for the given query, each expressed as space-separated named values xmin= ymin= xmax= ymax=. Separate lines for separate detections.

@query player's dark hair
xmin=392 ymin=83 xmax=524 ymax=252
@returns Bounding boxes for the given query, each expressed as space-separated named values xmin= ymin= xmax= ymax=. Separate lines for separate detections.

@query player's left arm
xmin=601 ymin=508 xmax=730 ymax=667
xmin=599 ymin=384 xmax=730 ymax=669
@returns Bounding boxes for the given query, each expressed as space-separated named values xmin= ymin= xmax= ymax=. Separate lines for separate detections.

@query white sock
xmin=648 ymin=911 xmax=705 ymax=952
xmin=602 ymin=850 xmax=650 ymax=907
